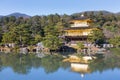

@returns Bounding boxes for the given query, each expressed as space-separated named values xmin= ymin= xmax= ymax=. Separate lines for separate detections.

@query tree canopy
xmin=0 ymin=11 xmax=120 ymax=48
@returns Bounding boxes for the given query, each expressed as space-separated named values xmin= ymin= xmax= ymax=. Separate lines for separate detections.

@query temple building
xmin=64 ymin=15 xmax=99 ymax=46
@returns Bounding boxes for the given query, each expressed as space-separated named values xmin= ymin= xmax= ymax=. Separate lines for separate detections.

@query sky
xmin=0 ymin=0 xmax=120 ymax=16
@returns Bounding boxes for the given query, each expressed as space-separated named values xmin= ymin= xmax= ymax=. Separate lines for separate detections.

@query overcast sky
xmin=0 ymin=0 xmax=120 ymax=16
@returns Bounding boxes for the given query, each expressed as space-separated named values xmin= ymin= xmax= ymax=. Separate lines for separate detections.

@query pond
xmin=0 ymin=51 xmax=120 ymax=80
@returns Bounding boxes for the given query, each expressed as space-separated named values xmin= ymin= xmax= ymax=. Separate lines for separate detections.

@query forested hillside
xmin=0 ymin=11 xmax=120 ymax=47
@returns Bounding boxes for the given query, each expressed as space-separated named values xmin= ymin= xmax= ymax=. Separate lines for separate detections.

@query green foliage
xmin=88 ymin=29 xmax=105 ymax=44
xmin=0 ymin=11 xmax=120 ymax=47
xmin=104 ymin=26 xmax=118 ymax=32
xmin=44 ymin=25 xmax=58 ymax=36
xmin=2 ymin=32 xmax=15 ymax=43
xmin=77 ymin=42 xmax=84 ymax=49
xmin=109 ymin=36 xmax=120 ymax=47
xmin=2 ymin=24 xmax=32 ymax=45
xmin=34 ymin=34 xmax=42 ymax=43
xmin=0 ymin=14 xmax=69 ymax=46
xmin=43 ymin=24 xmax=64 ymax=50
xmin=43 ymin=35 xmax=62 ymax=50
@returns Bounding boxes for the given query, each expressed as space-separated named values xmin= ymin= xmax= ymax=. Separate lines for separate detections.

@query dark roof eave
xmin=64 ymin=27 xmax=92 ymax=30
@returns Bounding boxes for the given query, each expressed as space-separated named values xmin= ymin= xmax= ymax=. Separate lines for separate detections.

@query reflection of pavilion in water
xmin=71 ymin=63 xmax=91 ymax=78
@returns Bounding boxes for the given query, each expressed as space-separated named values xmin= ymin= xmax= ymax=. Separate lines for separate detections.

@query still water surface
xmin=0 ymin=52 xmax=120 ymax=80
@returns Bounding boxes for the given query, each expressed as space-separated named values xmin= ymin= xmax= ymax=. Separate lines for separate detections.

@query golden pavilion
xmin=64 ymin=15 xmax=98 ymax=44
